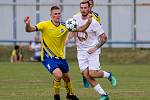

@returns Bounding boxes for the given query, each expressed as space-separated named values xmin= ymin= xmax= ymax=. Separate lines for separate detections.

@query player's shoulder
xmin=92 ymin=18 xmax=98 ymax=23
xmin=92 ymin=11 xmax=100 ymax=18
xmin=60 ymin=21 xmax=68 ymax=31
xmin=60 ymin=21 xmax=65 ymax=26
xmin=91 ymin=18 xmax=101 ymax=26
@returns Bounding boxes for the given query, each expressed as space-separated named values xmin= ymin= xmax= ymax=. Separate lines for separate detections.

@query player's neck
xmin=81 ymin=16 xmax=87 ymax=20
xmin=51 ymin=20 xmax=60 ymax=27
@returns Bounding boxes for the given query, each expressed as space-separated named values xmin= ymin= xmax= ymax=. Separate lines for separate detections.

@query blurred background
xmin=0 ymin=1 xmax=150 ymax=100
xmin=0 ymin=0 xmax=150 ymax=48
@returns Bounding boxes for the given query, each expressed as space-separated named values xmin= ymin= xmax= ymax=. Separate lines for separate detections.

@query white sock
xmin=94 ymin=84 xmax=106 ymax=95
xmin=103 ymin=71 xmax=110 ymax=78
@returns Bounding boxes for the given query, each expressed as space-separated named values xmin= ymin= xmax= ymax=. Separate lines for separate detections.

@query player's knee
xmin=53 ymin=72 xmax=63 ymax=80
xmin=56 ymin=74 xmax=63 ymax=80
xmin=82 ymin=69 xmax=89 ymax=78
xmin=63 ymin=75 xmax=70 ymax=82
xmin=82 ymin=73 xmax=89 ymax=79
xmin=89 ymin=71 xmax=95 ymax=77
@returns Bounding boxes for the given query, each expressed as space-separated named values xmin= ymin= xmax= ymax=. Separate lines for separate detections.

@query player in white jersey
xmin=29 ymin=36 xmax=41 ymax=62
xmin=67 ymin=1 xmax=117 ymax=100
xmin=68 ymin=0 xmax=101 ymax=88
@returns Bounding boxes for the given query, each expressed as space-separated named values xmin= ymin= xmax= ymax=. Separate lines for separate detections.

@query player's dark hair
xmin=14 ymin=45 xmax=19 ymax=50
xmin=80 ymin=1 xmax=90 ymax=7
xmin=50 ymin=5 xmax=60 ymax=12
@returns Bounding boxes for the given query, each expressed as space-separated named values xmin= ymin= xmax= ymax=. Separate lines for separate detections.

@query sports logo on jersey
xmin=60 ymin=29 xmax=64 ymax=33
xmin=47 ymin=64 xmax=51 ymax=70
xmin=77 ymin=31 xmax=88 ymax=42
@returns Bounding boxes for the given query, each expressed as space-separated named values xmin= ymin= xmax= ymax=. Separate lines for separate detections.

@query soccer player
xmin=29 ymin=36 xmax=41 ymax=62
xmin=24 ymin=5 xmax=92 ymax=100
xmin=88 ymin=0 xmax=101 ymax=23
xmin=71 ymin=1 xmax=117 ymax=100
xmin=82 ymin=0 xmax=101 ymax=88
xmin=66 ymin=0 xmax=102 ymax=88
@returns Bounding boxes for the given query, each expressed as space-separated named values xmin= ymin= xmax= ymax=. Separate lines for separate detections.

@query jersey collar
xmin=51 ymin=20 xmax=60 ymax=27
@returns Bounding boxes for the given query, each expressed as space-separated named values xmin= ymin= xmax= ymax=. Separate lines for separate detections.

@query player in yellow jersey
xmin=24 ymin=5 xmax=92 ymax=100
xmin=89 ymin=0 xmax=101 ymax=23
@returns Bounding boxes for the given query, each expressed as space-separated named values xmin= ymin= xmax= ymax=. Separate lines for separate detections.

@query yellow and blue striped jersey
xmin=92 ymin=11 xmax=100 ymax=23
xmin=36 ymin=20 xmax=68 ymax=60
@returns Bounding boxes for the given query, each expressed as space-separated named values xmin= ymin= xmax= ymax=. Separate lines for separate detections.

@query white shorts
xmin=77 ymin=51 xmax=100 ymax=72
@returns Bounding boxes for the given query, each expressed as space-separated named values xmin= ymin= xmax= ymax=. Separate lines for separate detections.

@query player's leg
xmin=18 ymin=54 xmax=23 ymax=63
xmin=89 ymin=70 xmax=117 ymax=87
xmin=82 ymin=69 xmax=109 ymax=100
xmin=88 ymin=54 xmax=117 ymax=87
xmin=10 ymin=56 xmax=14 ymax=63
xmin=77 ymin=51 xmax=90 ymax=88
xmin=59 ymin=58 xmax=79 ymax=100
xmin=62 ymin=73 xmax=79 ymax=100
xmin=52 ymin=68 xmax=63 ymax=100
xmin=42 ymin=52 xmax=62 ymax=100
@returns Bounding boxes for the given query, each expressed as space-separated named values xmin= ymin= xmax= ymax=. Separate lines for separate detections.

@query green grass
xmin=1 ymin=45 xmax=150 ymax=64
xmin=0 ymin=62 xmax=150 ymax=100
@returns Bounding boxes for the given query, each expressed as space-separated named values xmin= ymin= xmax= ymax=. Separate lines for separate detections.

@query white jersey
xmin=31 ymin=42 xmax=41 ymax=56
xmin=73 ymin=14 xmax=104 ymax=54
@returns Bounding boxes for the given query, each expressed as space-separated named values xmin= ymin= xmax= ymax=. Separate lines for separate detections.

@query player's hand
xmin=87 ymin=47 xmax=97 ymax=54
xmin=24 ymin=16 xmax=30 ymax=24
xmin=87 ymin=13 xmax=92 ymax=22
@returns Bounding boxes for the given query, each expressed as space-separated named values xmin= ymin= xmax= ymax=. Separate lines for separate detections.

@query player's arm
xmin=87 ymin=33 xmax=107 ymax=54
xmin=87 ymin=20 xmax=107 ymax=54
xmin=24 ymin=16 xmax=37 ymax=32
xmin=95 ymin=33 xmax=107 ymax=49
xmin=65 ymin=32 xmax=76 ymax=45
xmin=75 ymin=13 xmax=92 ymax=32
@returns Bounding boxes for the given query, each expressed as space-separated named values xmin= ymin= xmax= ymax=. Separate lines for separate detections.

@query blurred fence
xmin=0 ymin=0 xmax=150 ymax=48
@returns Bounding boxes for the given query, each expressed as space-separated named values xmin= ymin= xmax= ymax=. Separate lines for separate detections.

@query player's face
xmin=80 ymin=3 xmax=90 ymax=17
xmin=51 ymin=9 xmax=61 ymax=23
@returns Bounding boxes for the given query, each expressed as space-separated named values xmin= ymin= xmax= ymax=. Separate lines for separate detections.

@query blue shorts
xmin=42 ymin=51 xmax=69 ymax=74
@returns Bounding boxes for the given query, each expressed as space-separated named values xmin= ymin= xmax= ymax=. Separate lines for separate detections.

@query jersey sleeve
xmin=36 ymin=22 xmax=45 ymax=32
xmin=92 ymin=19 xmax=104 ymax=36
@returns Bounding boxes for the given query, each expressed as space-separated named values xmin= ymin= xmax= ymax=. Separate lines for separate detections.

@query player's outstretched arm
xmin=24 ymin=16 xmax=37 ymax=32
xmin=76 ymin=13 xmax=92 ymax=32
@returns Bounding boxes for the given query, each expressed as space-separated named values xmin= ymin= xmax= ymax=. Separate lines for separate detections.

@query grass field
xmin=0 ymin=61 xmax=150 ymax=100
